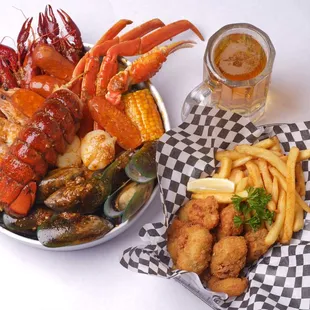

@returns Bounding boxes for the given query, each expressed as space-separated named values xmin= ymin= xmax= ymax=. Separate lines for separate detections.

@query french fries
xmin=281 ymin=147 xmax=299 ymax=244
xmin=299 ymin=150 xmax=310 ymax=161
xmin=270 ymin=136 xmax=282 ymax=153
xmin=193 ymin=136 xmax=310 ymax=246
xmin=294 ymin=205 xmax=304 ymax=232
xmin=192 ymin=190 xmax=248 ymax=203
xmin=271 ymin=177 xmax=279 ymax=204
xmin=229 ymin=168 xmax=244 ymax=184
xmin=235 ymin=145 xmax=288 ymax=177
xmin=269 ymin=166 xmax=310 ymax=213
xmin=265 ymin=189 xmax=286 ymax=246
xmin=238 ymin=138 xmax=275 ymax=150
xmin=215 ymin=150 xmax=245 ymax=161
xmin=245 ymin=161 xmax=263 ymax=187
xmin=296 ymin=162 xmax=306 ymax=197
xmin=280 ymin=150 xmax=310 ymax=163
xmin=253 ymin=138 xmax=275 ymax=149
xmin=218 ymin=157 xmax=232 ymax=179
xmin=232 ymin=156 xmax=253 ymax=168
xmin=267 ymin=200 xmax=277 ymax=212
xmin=235 ymin=177 xmax=248 ymax=192
xmin=257 ymin=159 xmax=273 ymax=194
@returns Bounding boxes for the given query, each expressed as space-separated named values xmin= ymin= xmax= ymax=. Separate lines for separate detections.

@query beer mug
xmin=181 ymin=23 xmax=276 ymax=122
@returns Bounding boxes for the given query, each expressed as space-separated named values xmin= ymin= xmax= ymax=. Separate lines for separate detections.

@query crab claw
xmin=106 ymin=40 xmax=196 ymax=104
xmin=140 ymin=19 xmax=204 ymax=53
xmin=119 ymin=18 xmax=165 ymax=42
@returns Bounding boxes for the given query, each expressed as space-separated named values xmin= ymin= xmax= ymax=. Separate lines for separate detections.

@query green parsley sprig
xmin=232 ymin=187 xmax=274 ymax=231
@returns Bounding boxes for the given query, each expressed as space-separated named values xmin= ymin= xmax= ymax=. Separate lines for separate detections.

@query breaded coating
xmin=179 ymin=197 xmax=219 ymax=229
xmin=200 ymin=268 xmax=211 ymax=287
xmin=210 ymin=236 xmax=247 ymax=279
xmin=167 ymin=219 xmax=213 ymax=274
xmin=167 ymin=218 xmax=184 ymax=262
xmin=217 ymin=204 xmax=244 ymax=240
xmin=208 ymin=276 xmax=248 ymax=297
xmin=245 ymin=228 xmax=270 ymax=263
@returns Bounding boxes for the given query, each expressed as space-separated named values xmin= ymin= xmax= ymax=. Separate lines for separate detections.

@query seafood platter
xmin=0 ymin=5 xmax=204 ymax=250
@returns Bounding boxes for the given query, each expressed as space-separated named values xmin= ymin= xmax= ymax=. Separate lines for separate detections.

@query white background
xmin=0 ymin=1 xmax=310 ymax=309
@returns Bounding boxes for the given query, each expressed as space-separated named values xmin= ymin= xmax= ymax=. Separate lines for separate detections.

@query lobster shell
xmin=0 ymin=89 xmax=83 ymax=218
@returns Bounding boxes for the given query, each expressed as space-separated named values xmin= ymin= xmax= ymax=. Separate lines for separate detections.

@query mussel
xmin=125 ymin=141 xmax=157 ymax=183
xmin=37 ymin=167 xmax=85 ymax=202
xmin=104 ymin=180 xmax=154 ymax=222
xmin=3 ymin=207 xmax=54 ymax=237
xmin=37 ymin=213 xmax=113 ymax=247
xmin=43 ymin=150 xmax=134 ymax=214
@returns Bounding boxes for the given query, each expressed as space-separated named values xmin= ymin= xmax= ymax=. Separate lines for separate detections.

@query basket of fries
xmin=121 ymin=105 xmax=310 ymax=310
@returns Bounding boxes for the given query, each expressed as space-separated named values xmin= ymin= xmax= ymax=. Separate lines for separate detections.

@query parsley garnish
xmin=232 ymin=187 xmax=273 ymax=231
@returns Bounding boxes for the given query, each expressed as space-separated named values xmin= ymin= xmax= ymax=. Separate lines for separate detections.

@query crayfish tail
xmin=4 ymin=182 xmax=37 ymax=218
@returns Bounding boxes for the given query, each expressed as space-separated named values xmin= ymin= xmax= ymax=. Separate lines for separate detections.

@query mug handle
xmin=181 ymin=81 xmax=212 ymax=121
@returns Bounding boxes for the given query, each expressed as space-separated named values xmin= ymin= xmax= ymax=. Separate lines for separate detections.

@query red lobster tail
xmin=0 ymin=89 xmax=83 ymax=218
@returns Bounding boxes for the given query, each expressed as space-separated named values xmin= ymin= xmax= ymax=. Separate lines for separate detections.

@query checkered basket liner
xmin=120 ymin=105 xmax=310 ymax=310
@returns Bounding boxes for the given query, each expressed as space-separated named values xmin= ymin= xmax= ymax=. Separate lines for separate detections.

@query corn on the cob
xmin=122 ymin=89 xmax=164 ymax=142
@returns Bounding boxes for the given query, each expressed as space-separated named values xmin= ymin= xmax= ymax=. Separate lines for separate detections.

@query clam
xmin=3 ymin=207 xmax=54 ymax=237
xmin=37 ymin=213 xmax=113 ymax=247
xmin=104 ymin=180 xmax=154 ymax=222
xmin=125 ymin=141 xmax=157 ymax=183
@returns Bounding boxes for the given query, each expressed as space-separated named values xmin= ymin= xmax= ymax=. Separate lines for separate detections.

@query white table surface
xmin=0 ymin=1 xmax=310 ymax=309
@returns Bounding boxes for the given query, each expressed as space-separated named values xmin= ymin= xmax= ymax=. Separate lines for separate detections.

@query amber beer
xmin=182 ymin=24 xmax=275 ymax=122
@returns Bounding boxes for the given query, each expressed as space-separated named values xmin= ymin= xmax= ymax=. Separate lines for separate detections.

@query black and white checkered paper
xmin=120 ymin=105 xmax=310 ymax=310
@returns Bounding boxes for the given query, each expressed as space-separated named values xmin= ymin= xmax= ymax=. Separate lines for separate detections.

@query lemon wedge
xmin=187 ymin=178 xmax=235 ymax=193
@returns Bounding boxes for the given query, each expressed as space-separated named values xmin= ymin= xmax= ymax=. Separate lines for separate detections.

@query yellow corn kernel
xmin=122 ymin=89 xmax=164 ymax=142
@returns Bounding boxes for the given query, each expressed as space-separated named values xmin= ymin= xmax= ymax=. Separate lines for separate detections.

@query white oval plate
xmin=0 ymin=43 xmax=170 ymax=251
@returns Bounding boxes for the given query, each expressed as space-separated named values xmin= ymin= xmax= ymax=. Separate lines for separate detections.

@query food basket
xmin=121 ymin=105 xmax=310 ymax=310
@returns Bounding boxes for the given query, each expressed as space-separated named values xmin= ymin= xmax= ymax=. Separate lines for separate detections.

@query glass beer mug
xmin=182 ymin=23 xmax=276 ymax=122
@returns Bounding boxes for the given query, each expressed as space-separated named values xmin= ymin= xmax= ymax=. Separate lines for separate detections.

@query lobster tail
xmin=0 ymin=89 xmax=82 ymax=218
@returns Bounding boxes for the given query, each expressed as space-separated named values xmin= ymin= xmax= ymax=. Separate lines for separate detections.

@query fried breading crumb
xmin=245 ymin=228 xmax=270 ymax=263
xmin=217 ymin=204 xmax=244 ymax=240
xmin=210 ymin=236 xmax=247 ymax=279
xmin=179 ymin=196 xmax=219 ymax=229
xmin=208 ymin=276 xmax=248 ymax=297
xmin=167 ymin=218 xmax=213 ymax=274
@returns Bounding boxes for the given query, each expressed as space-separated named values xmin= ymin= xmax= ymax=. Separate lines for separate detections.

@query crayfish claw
xmin=57 ymin=9 xmax=82 ymax=43
xmin=17 ymin=17 xmax=33 ymax=65
xmin=37 ymin=12 xmax=48 ymax=42
xmin=17 ymin=17 xmax=33 ymax=44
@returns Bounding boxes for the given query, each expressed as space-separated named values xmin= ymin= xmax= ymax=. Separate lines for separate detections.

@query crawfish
xmin=0 ymin=89 xmax=82 ymax=218
xmin=0 ymin=5 xmax=83 ymax=91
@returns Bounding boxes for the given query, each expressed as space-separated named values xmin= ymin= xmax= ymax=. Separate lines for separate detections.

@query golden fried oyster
xmin=245 ymin=228 xmax=270 ymax=263
xmin=167 ymin=218 xmax=213 ymax=274
xmin=210 ymin=236 xmax=247 ymax=279
xmin=179 ymin=197 xmax=219 ymax=230
xmin=208 ymin=276 xmax=248 ymax=297
xmin=216 ymin=204 xmax=244 ymax=240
